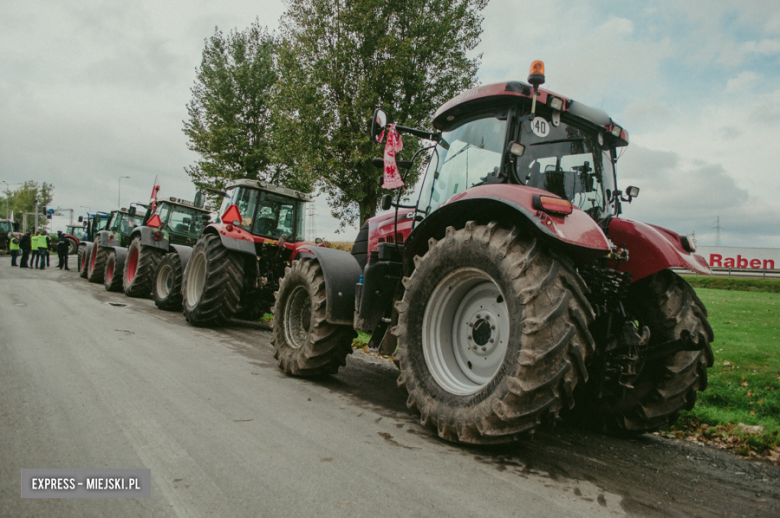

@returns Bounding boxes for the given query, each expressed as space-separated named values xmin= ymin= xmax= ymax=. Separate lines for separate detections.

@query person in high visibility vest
xmin=41 ymin=231 xmax=51 ymax=269
xmin=31 ymin=230 xmax=41 ymax=269
xmin=9 ymin=233 xmax=20 ymax=266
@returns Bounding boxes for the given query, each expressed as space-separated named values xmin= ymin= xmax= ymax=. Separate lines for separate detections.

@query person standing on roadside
xmin=56 ymin=231 xmax=70 ymax=270
xmin=40 ymin=231 xmax=50 ymax=269
xmin=9 ymin=234 xmax=20 ymax=266
xmin=31 ymin=230 xmax=41 ymax=269
xmin=19 ymin=230 xmax=31 ymax=268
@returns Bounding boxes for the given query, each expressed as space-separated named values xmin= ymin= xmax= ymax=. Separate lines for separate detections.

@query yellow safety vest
xmin=9 ymin=237 xmax=20 ymax=251
xmin=31 ymin=235 xmax=40 ymax=250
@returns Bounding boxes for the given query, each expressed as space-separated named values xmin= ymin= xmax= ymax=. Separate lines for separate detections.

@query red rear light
xmin=226 ymin=224 xmax=234 ymax=231
xmin=532 ymin=195 xmax=573 ymax=215
xmin=153 ymin=231 xmax=161 ymax=241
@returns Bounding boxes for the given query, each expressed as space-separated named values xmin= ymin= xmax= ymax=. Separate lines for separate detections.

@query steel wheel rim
xmin=186 ymin=252 xmax=206 ymax=307
xmin=284 ymin=286 xmax=311 ymax=350
xmin=422 ymin=267 xmax=510 ymax=396
xmin=157 ymin=263 xmax=172 ymax=299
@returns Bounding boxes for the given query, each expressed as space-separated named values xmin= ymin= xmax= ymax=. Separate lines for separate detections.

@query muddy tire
xmin=123 ymin=237 xmax=164 ymax=298
xmin=78 ymin=244 xmax=88 ymax=278
xmin=104 ymin=250 xmax=123 ymax=292
xmin=272 ymin=256 xmax=356 ymax=376
xmin=182 ymin=234 xmax=244 ymax=326
xmin=393 ymin=222 xmax=595 ymax=444
xmin=580 ymin=270 xmax=714 ymax=433
xmin=154 ymin=253 xmax=184 ymax=311
xmin=87 ymin=240 xmax=107 ymax=283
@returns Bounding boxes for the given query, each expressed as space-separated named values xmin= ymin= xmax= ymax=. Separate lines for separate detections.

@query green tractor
xmin=77 ymin=213 xmax=110 ymax=278
xmin=122 ymin=196 xmax=211 ymax=303
xmin=84 ymin=206 xmax=147 ymax=290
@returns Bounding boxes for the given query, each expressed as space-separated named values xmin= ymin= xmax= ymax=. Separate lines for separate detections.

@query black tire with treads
xmin=87 ymin=239 xmax=107 ymax=284
xmin=393 ymin=221 xmax=595 ymax=445
xmin=272 ymin=257 xmax=356 ymax=376
xmin=78 ymin=244 xmax=88 ymax=278
xmin=575 ymin=269 xmax=714 ymax=433
xmin=123 ymin=237 xmax=164 ymax=298
xmin=182 ymin=234 xmax=244 ymax=326
xmin=104 ymin=249 xmax=123 ymax=292
xmin=154 ymin=252 xmax=184 ymax=311
xmin=67 ymin=237 xmax=78 ymax=255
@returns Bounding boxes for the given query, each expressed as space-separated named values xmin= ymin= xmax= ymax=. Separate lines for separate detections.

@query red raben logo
xmin=709 ymin=254 xmax=775 ymax=269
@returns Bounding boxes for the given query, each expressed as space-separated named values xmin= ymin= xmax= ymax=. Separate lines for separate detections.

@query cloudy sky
xmin=2 ymin=0 xmax=779 ymax=247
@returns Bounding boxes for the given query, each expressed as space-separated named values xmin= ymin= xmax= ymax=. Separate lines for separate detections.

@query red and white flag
xmin=381 ymin=124 xmax=404 ymax=190
xmin=149 ymin=175 xmax=161 ymax=211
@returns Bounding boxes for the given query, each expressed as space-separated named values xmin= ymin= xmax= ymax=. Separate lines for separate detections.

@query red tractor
xmin=272 ymin=61 xmax=714 ymax=444
xmin=176 ymin=179 xmax=320 ymax=327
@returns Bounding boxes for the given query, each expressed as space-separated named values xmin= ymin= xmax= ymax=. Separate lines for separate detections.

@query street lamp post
xmin=118 ymin=176 xmax=130 ymax=208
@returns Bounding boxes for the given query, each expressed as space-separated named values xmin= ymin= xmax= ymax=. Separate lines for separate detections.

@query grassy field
xmin=682 ymin=275 xmax=780 ymax=293
xmin=670 ymin=283 xmax=780 ymax=455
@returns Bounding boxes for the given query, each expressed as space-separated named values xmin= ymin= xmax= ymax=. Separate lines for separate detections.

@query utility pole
xmin=1 ymin=180 xmax=8 ymax=219
xmin=306 ymin=203 xmax=317 ymax=241
xmin=713 ymin=216 xmax=723 ymax=246
xmin=118 ymin=176 xmax=130 ymax=207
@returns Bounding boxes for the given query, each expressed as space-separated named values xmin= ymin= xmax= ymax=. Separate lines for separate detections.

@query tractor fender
xmin=132 ymin=226 xmax=170 ymax=251
xmin=607 ymin=218 xmax=711 ymax=282
xmin=169 ymin=244 xmax=193 ymax=272
xmin=204 ymin=226 xmax=257 ymax=256
xmin=112 ymin=246 xmax=128 ymax=272
xmin=95 ymin=231 xmax=112 ymax=248
xmin=403 ymin=184 xmax=611 ymax=274
xmin=295 ymin=245 xmax=362 ymax=326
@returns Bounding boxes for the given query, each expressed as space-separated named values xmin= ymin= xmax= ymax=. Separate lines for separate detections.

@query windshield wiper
xmin=530 ymin=137 xmax=585 ymax=146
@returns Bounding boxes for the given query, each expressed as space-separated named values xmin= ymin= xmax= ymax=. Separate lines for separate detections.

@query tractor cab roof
xmin=226 ymin=179 xmax=313 ymax=202
xmin=159 ymin=197 xmax=210 ymax=212
xmin=432 ymin=81 xmax=628 ymax=147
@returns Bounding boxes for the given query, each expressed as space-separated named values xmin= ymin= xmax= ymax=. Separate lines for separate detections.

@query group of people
xmin=9 ymin=229 xmax=70 ymax=270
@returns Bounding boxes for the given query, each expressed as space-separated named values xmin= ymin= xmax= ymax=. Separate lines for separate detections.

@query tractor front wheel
xmin=181 ymin=234 xmax=244 ymax=326
xmin=578 ymin=270 xmax=714 ymax=433
xmin=104 ymin=249 xmax=123 ymax=292
xmin=123 ymin=237 xmax=164 ymax=298
xmin=394 ymin=222 xmax=595 ymax=444
xmin=78 ymin=244 xmax=88 ymax=278
xmin=272 ymin=257 xmax=356 ymax=376
xmin=154 ymin=253 xmax=184 ymax=311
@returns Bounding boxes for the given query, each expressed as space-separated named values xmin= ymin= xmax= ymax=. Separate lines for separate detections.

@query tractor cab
xmin=105 ymin=207 xmax=146 ymax=247
xmin=146 ymin=198 xmax=210 ymax=245
xmin=215 ymin=179 xmax=310 ymax=243
xmin=83 ymin=212 xmax=110 ymax=241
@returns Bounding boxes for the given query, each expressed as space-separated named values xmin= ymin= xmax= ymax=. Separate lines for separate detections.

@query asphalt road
xmin=1 ymin=260 xmax=778 ymax=517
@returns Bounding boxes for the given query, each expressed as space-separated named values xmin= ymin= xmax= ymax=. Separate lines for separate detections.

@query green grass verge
xmin=681 ymin=275 xmax=780 ymax=293
xmin=670 ymin=287 xmax=780 ymax=452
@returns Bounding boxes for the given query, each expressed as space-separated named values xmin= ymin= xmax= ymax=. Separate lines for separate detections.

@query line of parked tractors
xmin=67 ymin=61 xmax=716 ymax=446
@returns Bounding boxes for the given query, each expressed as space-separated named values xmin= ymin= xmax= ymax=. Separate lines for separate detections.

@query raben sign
xmin=697 ymin=246 xmax=779 ymax=270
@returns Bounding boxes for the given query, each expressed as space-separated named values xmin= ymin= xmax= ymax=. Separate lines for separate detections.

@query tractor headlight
xmin=548 ymin=96 xmax=563 ymax=111
xmin=611 ymin=125 xmax=623 ymax=137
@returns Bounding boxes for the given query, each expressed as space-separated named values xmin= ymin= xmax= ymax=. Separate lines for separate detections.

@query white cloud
xmin=725 ymin=71 xmax=760 ymax=93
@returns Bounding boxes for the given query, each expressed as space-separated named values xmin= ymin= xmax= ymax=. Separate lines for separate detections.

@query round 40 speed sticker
xmin=531 ymin=117 xmax=550 ymax=138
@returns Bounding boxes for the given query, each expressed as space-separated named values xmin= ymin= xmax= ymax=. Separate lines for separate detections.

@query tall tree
xmin=276 ymin=0 xmax=487 ymax=228
xmin=184 ymin=21 xmax=302 ymax=198
xmin=1 ymin=181 xmax=54 ymax=219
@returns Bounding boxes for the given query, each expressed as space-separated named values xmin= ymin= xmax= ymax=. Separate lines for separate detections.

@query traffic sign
xmin=48 ymin=208 xmax=54 ymax=215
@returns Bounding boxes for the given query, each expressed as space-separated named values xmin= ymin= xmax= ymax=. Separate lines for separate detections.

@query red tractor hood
xmin=607 ymin=218 xmax=710 ymax=282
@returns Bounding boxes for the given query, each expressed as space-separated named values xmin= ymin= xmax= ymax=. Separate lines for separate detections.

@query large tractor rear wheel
xmin=78 ymin=244 xmax=88 ymax=278
xmin=272 ymin=257 xmax=356 ymax=376
xmin=578 ymin=270 xmax=714 ymax=433
xmin=104 ymin=249 xmax=123 ymax=292
xmin=123 ymin=237 xmax=164 ymax=298
xmin=182 ymin=234 xmax=244 ymax=326
xmin=154 ymin=253 xmax=184 ymax=311
xmin=87 ymin=240 xmax=107 ymax=283
xmin=394 ymin=222 xmax=595 ymax=445
xmin=67 ymin=237 xmax=78 ymax=255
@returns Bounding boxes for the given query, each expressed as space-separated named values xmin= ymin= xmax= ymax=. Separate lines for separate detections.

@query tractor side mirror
xmin=128 ymin=206 xmax=136 ymax=216
xmin=194 ymin=190 xmax=205 ymax=209
xmin=370 ymin=109 xmax=388 ymax=143
xmin=508 ymin=142 xmax=525 ymax=157
xmin=78 ymin=216 xmax=83 ymax=223
xmin=381 ymin=194 xmax=393 ymax=211
xmin=626 ymin=186 xmax=640 ymax=199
